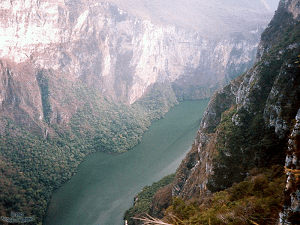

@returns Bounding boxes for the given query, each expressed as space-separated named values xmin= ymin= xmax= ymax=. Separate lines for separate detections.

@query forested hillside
xmin=0 ymin=69 xmax=178 ymax=224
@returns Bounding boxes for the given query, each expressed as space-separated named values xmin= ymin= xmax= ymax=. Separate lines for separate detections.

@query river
xmin=44 ymin=99 xmax=209 ymax=225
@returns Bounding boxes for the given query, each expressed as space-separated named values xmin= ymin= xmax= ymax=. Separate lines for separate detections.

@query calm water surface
xmin=45 ymin=99 xmax=209 ymax=225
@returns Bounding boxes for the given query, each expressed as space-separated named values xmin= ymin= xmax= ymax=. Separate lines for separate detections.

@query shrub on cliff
xmin=124 ymin=174 xmax=175 ymax=225
xmin=163 ymin=166 xmax=285 ymax=225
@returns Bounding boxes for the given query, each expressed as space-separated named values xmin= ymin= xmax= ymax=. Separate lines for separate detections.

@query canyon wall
xmin=0 ymin=0 xmax=275 ymax=223
xmin=150 ymin=0 xmax=300 ymax=223
xmin=0 ymin=0 xmax=266 ymax=109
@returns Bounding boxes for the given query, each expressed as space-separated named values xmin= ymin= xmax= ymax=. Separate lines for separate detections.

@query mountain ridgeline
xmin=125 ymin=0 xmax=300 ymax=224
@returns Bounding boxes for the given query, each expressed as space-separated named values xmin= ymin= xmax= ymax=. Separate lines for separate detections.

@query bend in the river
xmin=44 ymin=99 xmax=209 ymax=225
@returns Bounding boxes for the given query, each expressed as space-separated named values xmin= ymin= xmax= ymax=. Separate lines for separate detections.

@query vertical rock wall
xmin=0 ymin=0 xmax=264 ymax=106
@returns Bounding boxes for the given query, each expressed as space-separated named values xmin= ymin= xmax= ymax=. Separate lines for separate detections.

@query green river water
xmin=44 ymin=99 xmax=209 ymax=225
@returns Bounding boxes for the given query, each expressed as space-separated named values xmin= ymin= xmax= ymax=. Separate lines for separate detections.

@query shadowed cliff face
xmin=150 ymin=0 xmax=300 ymax=222
xmin=0 ymin=60 xmax=44 ymax=135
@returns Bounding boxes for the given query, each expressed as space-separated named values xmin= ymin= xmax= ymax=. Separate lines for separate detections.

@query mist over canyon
xmin=1 ymin=0 xmax=273 ymax=104
xmin=0 ymin=0 xmax=284 ymax=224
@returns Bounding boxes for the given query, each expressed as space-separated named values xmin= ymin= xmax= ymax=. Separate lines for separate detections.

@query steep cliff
xmin=148 ymin=0 xmax=300 ymax=224
xmin=0 ymin=0 xmax=271 ymax=149
xmin=0 ymin=0 xmax=268 ymax=144
xmin=0 ymin=0 xmax=268 ymax=104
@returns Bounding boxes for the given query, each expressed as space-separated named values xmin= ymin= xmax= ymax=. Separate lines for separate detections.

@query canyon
xmin=0 ymin=0 xmax=271 ymax=116
xmin=0 ymin=0 xmax=279 ymax=224
xmin=142 ymin=0 xmax=300 ymax=224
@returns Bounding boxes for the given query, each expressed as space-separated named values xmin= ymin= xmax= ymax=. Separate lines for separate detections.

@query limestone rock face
xmin=280 ymin=109 xmax=300 ymax=224
xmin=282 ymin=0 xmax=300 ymax=20
xmin=171 ymin=132 xmax=216 ymax=200
xmin=0 ymin=0 xmax=267 ymax=106
xmin=0 ymin=60 xmax=44 ymax=135
xmin=165 ymin=77 xmax=243 ymax=203
xmin=200 ymin=76 xmax=243 ymax=133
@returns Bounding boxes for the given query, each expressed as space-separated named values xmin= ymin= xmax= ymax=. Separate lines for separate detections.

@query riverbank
xmin=44 ymin=100 xmax=209 ymax=225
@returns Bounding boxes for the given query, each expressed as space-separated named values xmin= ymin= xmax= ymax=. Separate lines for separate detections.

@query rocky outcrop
xmin=280 ymin=109 xmax=300 ymax=224
xmin=0 ymin=60 xmax=45 ymax=135
xmin=171 ymin=132 xmax=216 ymax=200
xmin=200 ymin=75 xmax=243 ymax=133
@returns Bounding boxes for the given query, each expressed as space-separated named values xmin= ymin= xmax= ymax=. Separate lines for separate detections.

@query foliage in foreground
xmin=163 ymin=166 xmax=285 ymax=225
xmin=124 ymin=174 xmax=176 ymax=225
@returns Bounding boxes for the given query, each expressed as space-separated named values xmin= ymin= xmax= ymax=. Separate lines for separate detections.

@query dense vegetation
xmin=164 ymin=166 xmax=285 ymax=225
xmin=0 ymin=132 xmax=83 ymax=224
xmin=136 ymin=82 xmax=178 ymax=121
xmin=68 ymin=79 xmax=178 ymax=154
xmin=207 ymin=5 xmax=300 ymax=192
xmin=0 ymin=77 xmax=178 ymax=224
xmin=124 ymin=173 xmax=175 ymax=225
xmin=207 ymin=106 xmax=286 ymax=192
xmin=261 ymin=3 xmax=300 ymax=54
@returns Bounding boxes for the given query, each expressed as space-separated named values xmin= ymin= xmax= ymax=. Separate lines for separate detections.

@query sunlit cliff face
xmin=0 ymin=0 xmax=273 ymax=107
xmin=0 ymin=0 xmax=273 ymax=64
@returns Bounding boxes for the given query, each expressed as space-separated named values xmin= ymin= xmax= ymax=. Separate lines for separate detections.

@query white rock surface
xmin=0 ymin=0 xmax=268 ymax=103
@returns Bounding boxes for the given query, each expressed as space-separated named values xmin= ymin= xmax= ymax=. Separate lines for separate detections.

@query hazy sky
xmin=264 ymin=0 xmax=281 ymax=11
xmin=104 ymin=0 xmax=278 ymax=37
